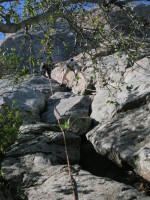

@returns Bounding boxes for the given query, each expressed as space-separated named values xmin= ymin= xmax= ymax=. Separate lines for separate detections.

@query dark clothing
xmin=40 ymin=63 xmax=54 ymax=78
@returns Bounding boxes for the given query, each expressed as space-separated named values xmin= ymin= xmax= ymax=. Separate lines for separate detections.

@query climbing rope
xmin=47 ymin=74 xmax=77 ymax=200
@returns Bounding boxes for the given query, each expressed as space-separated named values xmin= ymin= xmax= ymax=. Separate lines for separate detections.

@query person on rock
xmin=61 ymin=58 xmax=85 ymax=86
xmin=40 ymin=61 xmax=54 ymax=79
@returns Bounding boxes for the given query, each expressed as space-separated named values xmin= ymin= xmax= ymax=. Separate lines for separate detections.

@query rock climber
xmin=61 ymin=58 xmax=85 ymax=85
xmin=40 ymin=61 xmax=55 ymax=79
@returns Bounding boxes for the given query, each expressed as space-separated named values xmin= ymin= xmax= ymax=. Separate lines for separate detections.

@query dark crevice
xmin=39 ymin=99 xmax=49 ymax=119
xmin=79 ymin=135 xmax=150 ymax=196
xmin=117 ymin=92 xmax=150 ymax=113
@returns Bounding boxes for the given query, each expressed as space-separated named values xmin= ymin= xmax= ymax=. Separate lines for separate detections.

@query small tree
xmin=0 ymin=101 xmax=23 ymax=154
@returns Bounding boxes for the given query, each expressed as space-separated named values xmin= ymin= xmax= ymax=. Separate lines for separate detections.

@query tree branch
xmin=0 ymin=3 xmax=59 ymax=33
xmin=0 ymin=0 xmax=15 ymax=2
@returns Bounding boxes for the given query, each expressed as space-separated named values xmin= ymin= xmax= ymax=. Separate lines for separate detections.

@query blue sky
xmin=0 ymin=0 xmax=150 ymax=41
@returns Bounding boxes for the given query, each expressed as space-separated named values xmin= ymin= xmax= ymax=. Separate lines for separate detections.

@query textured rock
xmin=1 ymin=123 xmax=80 ymax=188
xmin=0 ymin=76 xmax=62 ymax=123
xmin=27 ymin=76 xmax=60 ymax=98
xmin=42 ymin=92 xmax=91 ymax=127
xmin=88 ymin=57 xmax=150 ymax=183
xmin=0 ymin=18 xmax=76 ymax=63
xmin=67 ymin=117 xmax=92 ymax=136
xmin=91 ymin=57 xmax=150 ymax=123
xmin=1 ymin=86 xmax=45 ymax=123
xmin=21 ymin=165 xmax=149 ymax=200
xmin=87 ymin=101 xmax=150 ymax=182
xmin=90 ymin=89 xmax=116 ymax=124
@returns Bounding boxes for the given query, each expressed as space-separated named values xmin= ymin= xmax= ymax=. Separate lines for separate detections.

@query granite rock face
xmin=27 ymin=76 xmax=60 ymax=98
xmin=91 ymin=57 xmax=150 ymax=123
xmin=0 ymin=18 xmax=76 ymax=64
xmin=88 ymin=57 xmax=150 ymax=182
xmin=1 ymin=123 xmax=80 ymax=188
xmin=42 ymin=92 xmax=92 ymax=135
xmin=24 ymin=165 xmax=149 ymax=200
xmin=1 ymin=4 xmax=150 ymax=200
xmin=0 ymin=82 xmax=46 ymax=123
xmin=87 ymin=102 xmax=150 ymax=182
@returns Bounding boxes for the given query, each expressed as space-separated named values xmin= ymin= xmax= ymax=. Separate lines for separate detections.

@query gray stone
xmin=0 ymin=75 xmax=61 ymax=123
xmin=67 ymin=117 xmax=92 ymax=136
xmin=27 ymin=76 xmax=60 ymax=98
xmin=42 ymin=92 xmax=91 ymax=125
xmin=19 ymin=122 xmax=60 ymax=135
xmin=2 ymin=123 xmax=80 ymax=188
xmin=91 ymin=57 xmax=150 ymax=123
xmin=0 ymin=18 xmax=76 ymax=64
xmin=23 ymin=165 xmax=149 ymax=200
xmin=1 ymin=86 xmax=45 ymax=123
xmin=87 ymin=103 xmax=150 ymax=182
xmin=90 ymin=89 xmax=116 ymax=124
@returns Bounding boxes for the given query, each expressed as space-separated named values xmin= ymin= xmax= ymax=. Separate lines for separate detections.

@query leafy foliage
xmin=60 ymin=120 xmax=69 ymax=131
xmin=0 ymin=101 xmax=23 ymax=154
xmin=0 ymin=48 xmax=24 ymax=78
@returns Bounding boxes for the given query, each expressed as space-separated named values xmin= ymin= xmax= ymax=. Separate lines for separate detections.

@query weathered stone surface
xmin=90 ymin=89 xmax=116 ymax=124
xmin=1 ymin=123 xmax=80 ymax=188
xmin=19 ymin=122 xmax=60 ymax=134
xmin=22 ymin=165 xmax=149 ymax=200
xmin=0 ymin=76 xmax=61 ymax=123
xmin=42 ymin=92 xmax=91 ymax=125
xmin=27 ymin=76 xmax=60 ymax=98
xmin=91 ymin=57 xmax=150 ymax=123
xmin=0 ymin=18 xmax=76 ymax=63
xmin=67 ymin=116 xmax=92 ymax=136
xmin=88 ymin=57 xmax=150 ymax=183
xmin=87 ymin=101 xmax=150 ymax=182
xmin=1 ymin=86 xmax=45 ymax=123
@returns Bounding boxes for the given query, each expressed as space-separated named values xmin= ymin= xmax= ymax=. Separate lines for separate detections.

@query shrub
xmin=0 ymin=101 xmax=23 ymax=153
xmin=0 ymin=48 xmax=23 ymax=78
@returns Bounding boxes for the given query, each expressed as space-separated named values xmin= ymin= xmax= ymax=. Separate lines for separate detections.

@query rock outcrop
xmin=0 ymin=18 xmax=76 ymax=63
xmin=2 ymin=123 xmax=80 ymax=188
xmin=42 ymin=92 xmax=92 ymax=135
xmin=1 ymin=124 xmax=149 ymax=200
xmin=22 ymin=165 xmax=149 ymax=200
xmin=88 ymin=57 xmax=150 ymax=183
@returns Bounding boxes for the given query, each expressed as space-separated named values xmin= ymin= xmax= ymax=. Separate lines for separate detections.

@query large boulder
xmin=6 ymin=165 xmax=150 ymax=200
xmin=0 ymin=85 xmax=45 ymax=123
xmin=87 ymin=91 xmax=150 ymax=183
xmin=42 ymin=92 xmax=92 ymax=135
xmin=0 ymin=75 xmax=62 ymax=123
xmin=1 ymin=123 xmax=80 ymax=188
xmin=0 ymin=18 xmax=76 ymax=63
xmin=27 ymin=76 xmax=60 ymax=98
xmin=88 ymin=57 xmax=150 ymax=182
xmin=91 ymin=57 xmax=150 ymax=123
